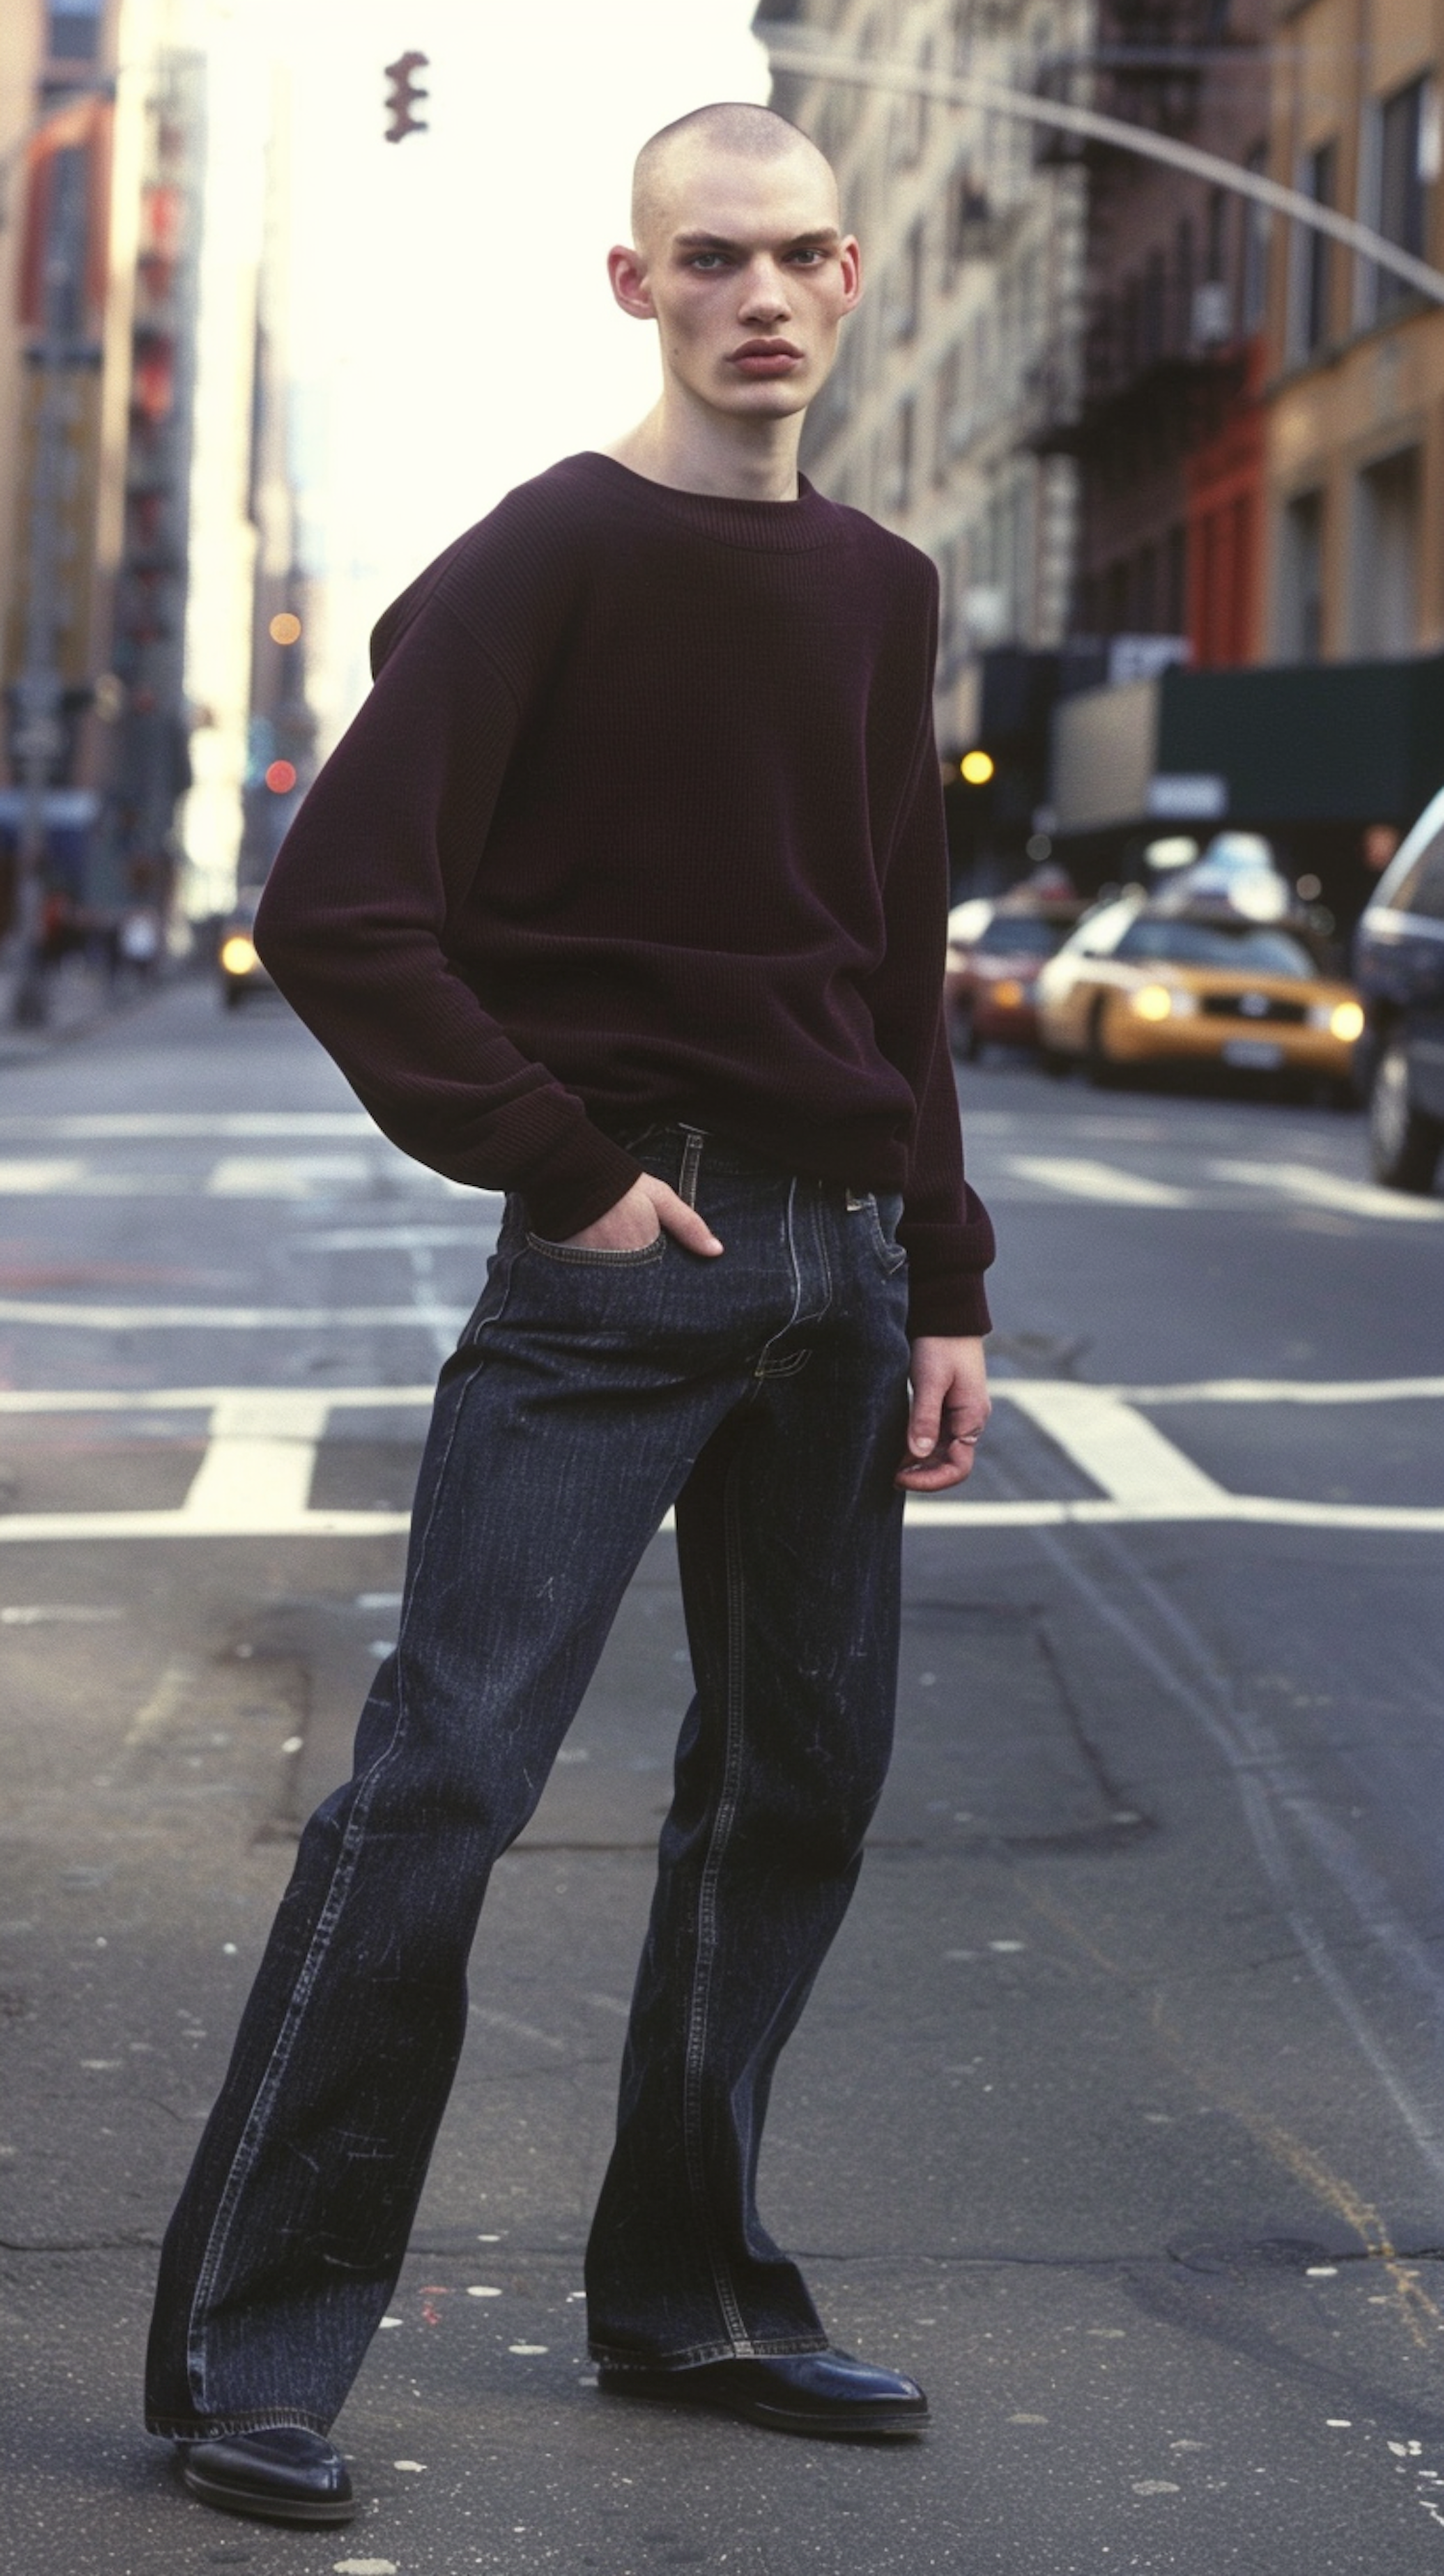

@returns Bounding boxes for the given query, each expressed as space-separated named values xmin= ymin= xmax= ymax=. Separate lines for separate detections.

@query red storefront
xmin=1185 ymin=338 xmax=1267 ymax=668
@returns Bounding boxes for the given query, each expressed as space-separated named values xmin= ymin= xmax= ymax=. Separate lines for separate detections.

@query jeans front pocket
xmin=864 ymin=1192 xmax=908 ymax=1277
xmin=525 ymin=1230 xmax=666 ymax=1268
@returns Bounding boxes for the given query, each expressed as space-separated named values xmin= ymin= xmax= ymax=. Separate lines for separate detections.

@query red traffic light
xmin=265 ymin=760 xmax=297 ymax=794
xmin=384 ymin=50 xmax=429 ymax=142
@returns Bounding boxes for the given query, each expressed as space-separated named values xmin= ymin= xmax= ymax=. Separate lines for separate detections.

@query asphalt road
xmin=2 ymin=976 xmax=1443 ymax=2575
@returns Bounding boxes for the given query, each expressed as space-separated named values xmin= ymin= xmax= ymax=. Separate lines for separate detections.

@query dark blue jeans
xmin=144 ymin=1125 xmax=911 ymax=2436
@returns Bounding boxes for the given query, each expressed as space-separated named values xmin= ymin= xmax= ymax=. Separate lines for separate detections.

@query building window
xmin=884 ymin=398 xmax=915 ymax=515
xmin=1353 ymin=447 xmax=1421 ymax=655
xmin=47 ymin=0 xmax=102 ymax=62
xmin=888 ymin=219 xmax=924 ymax=343
xmin=933 ymin=345 xmax=960 ymax=484
xmin=1165 ymin=524 xmax=1187 ymax=635
xmin=1141 ymin=247 xmax=1167 ymax=363
xmin=1370 ymin=75 xmax=1439 ymax=317
xmin=1278 ymin=489 xmax=1325 ymax=660
xmin=1241 ymin=142 xmax=1271 ymax=330
xmin=1291 ymin=140 xmax=1336 ymax=359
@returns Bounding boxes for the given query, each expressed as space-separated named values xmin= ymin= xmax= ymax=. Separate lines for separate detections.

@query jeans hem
xmin=588 ymin=2333 xmax=831 ymax=2371
xmin=147 ymin=2407 xmax=333 ymax=2440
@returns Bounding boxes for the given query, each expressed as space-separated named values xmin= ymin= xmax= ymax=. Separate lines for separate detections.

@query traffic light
xmin=384 ymin=52 xmax=429 ymax=142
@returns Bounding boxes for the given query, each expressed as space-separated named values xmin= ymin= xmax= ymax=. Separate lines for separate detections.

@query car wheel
xmin=1085 ymin=999 xmax=1118 ymax=1088
xmin=1369 ymin=1038 xmax=1444 ymax=1191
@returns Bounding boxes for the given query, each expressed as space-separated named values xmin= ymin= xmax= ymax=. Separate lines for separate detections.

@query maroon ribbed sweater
xmin=254 ymin=452 xmax=993 ymax=1335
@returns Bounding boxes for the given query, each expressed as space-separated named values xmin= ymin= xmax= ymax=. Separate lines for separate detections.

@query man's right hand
xmin=560 ymin=1172 xmax=723 ymax=1257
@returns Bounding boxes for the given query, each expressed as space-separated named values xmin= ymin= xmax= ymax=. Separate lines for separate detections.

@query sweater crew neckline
xmin=566 ymin=451 xmax=845 ymax=552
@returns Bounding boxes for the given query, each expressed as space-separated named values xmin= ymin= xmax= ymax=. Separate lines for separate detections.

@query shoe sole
xmin=599 ymin=2377 xmax=929 ymax=2439
xmin=180 ymin=2462 xmax=356 ymax=2525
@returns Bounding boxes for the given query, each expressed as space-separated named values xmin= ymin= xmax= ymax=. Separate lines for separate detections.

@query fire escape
xmin=1025 ymin=0 xmax=1256 ymax=460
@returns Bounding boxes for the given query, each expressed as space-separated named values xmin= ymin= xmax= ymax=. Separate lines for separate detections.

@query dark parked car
xmin=1354 ymin=788 xmax=1444 ymax=1190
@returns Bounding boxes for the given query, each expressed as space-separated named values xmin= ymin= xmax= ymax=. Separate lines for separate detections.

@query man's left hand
xmin=895 ymin=1336 xmax=991 ymax=1491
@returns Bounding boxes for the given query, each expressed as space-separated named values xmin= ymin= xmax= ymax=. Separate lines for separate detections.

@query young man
xmin=145 ymin=101 xmax=994 ymax=2527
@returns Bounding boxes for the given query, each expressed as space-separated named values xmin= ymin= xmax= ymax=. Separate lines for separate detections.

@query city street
xmin=3 ymin=976 xmax=1444 ymax=2574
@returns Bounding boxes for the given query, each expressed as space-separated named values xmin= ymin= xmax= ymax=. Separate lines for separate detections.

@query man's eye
xmin=688 ymin=254 xmax=726 ymax=270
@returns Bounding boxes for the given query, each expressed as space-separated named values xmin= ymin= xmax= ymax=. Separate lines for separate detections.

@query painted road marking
xmin=0 ymin=1378 xmax=1440 ymax=1541
xmin=1212 ymin=1158 xmax=1444 ymax=1223
xmin=0 ymin=1386 xmax=436 ymax=1413
xmin=1004 ymin=1381 xmax=1229 ymax=1511
xmin=0 ymin=1159 xmax=87 ymax=1192
xmin=0 ymin=1113 xmax=374 ymax=1138
xmin=1006 ymin=1157 xmax=1197 ymax=1207
xmin=0 ymin=1155 xmax=489 ymax=1201
xmin=180 ymin=1392 xmax=331 ymax=1527
xmin=1122 ymin=1375 xmax=1444 ymax=1404
xmin=205 ymin=1155 xmax=373 ymax=1197
xmin=0 ymin=1301 xmax=470 ymax=1330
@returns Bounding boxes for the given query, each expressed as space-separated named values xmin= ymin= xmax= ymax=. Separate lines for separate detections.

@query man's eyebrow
xmin=672 ymin=227 xmax=842 ymax=252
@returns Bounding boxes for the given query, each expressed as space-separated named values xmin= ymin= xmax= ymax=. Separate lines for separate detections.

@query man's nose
xmin=737 ymin=261 xmax=791 ymax=322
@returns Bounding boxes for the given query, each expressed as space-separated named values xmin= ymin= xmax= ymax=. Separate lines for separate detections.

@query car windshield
xmin=1114 ymin=919 xmax=1317 ymax=979
xmin=974 ymin=914 xmax=1069 ymax=957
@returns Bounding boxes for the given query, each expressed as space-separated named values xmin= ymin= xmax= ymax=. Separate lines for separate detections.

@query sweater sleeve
xmin=252 ymin=582 xmax=642 ymax=1239
xmin=864 ymin=579 xmax=995 ymax=1339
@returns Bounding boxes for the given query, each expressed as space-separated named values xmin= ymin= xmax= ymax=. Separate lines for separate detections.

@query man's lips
xmin=730 ymin=340 xmax=804 ymax=374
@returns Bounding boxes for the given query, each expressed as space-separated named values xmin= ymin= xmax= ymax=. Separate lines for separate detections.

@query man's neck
xmin=605 ymin=395 xmax=805 ymax=503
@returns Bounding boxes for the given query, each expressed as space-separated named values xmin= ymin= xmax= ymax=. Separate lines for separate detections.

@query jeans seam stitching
xmin=182 ymin=1255 xmax=515 ymax=2416
xmin=678 ymin=1127 xmax=706 ymax=1209
xmin=751 ymin=1176 xmax=805 ymax=1379
xmin=680 ymin=1446 xmax=754 ymax=2357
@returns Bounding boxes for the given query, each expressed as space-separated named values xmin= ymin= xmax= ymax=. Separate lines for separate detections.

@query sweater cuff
xmin=906 ymin=1273 xmax=993 ymax=1339
xmin=519 ymin=1121 xmax=645 ymax=1241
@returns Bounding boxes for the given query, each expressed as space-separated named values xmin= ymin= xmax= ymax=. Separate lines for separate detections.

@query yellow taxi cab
xmin=1035 ymin=894 xmax=1365 ymax=1096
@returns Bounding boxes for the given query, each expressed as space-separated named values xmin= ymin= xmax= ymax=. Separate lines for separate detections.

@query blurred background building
xmin=761 ymin=0 xmax=1444 ymax=925
xmin=0 ymin=0 xmax=315 ymax=990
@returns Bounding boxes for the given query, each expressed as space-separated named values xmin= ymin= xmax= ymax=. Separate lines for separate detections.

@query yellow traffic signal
xmin=960 ymin=749 xmax=994 ymax=786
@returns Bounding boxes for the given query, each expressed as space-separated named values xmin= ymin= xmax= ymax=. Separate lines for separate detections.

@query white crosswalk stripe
xmin=1 ymin=1378 xmax=1441 ymax=1541
xmin=1006 ymin=1156 xmax=1197 ymax=1208
xmin=205 ymin=1155 xmax=373 ymax=1196
xmin=1211 ymin=1158 xmax=1444 ymax=1223
xmin=0 ymin=1159 xmax=87 ymax=1192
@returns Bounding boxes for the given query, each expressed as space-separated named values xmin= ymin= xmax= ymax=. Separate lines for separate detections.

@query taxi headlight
xmin=1328 ymin=999 xmax=1365 ymax=1043
xmin=219 ymin=935 xmax=258 ymax=975
xmin=1129 ymin=983 xmax=1176 ymax=1021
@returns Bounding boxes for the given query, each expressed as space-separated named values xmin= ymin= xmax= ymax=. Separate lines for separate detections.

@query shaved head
xmin=632 ymin=102 xmax=837 ymax=252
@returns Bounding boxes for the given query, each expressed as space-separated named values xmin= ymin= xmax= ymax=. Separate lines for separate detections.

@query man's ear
xmin=838 ymin=235 xmax=864 ymax=313
xmin=607 ymin=244 xmax=656 ymax=322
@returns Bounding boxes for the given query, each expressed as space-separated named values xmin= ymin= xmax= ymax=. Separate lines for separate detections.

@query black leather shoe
xmin=598 ymin=2347 xmax=929 ymax=2438
xmin=177 ymin=2426 xmax=355 ymax=2524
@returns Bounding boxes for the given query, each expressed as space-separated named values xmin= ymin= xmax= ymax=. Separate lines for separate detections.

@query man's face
xmin=611 ymin=146 xmax=862 ymax=423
